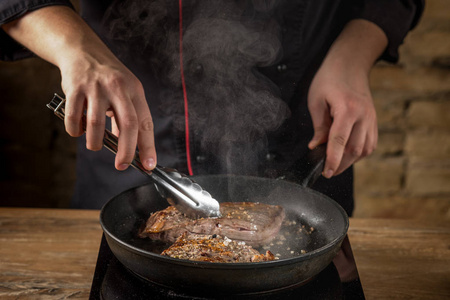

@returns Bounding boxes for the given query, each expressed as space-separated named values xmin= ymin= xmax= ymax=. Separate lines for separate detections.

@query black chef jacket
xmin=0 ymin=0 xmax=424 ymax=215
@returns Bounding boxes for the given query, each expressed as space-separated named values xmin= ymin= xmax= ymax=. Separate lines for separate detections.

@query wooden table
xmin=0 ymin=208 xmax=449 ymax=299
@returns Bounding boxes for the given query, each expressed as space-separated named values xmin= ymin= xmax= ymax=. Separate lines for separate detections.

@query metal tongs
xmin=47 ymin=93 xmax=221 ymax=219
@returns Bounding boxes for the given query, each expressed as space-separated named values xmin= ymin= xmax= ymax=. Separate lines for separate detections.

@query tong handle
xmin=47 ymin=94 xmax=151 ymax=173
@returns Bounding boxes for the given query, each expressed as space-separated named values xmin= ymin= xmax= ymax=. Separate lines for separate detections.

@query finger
xmin=373 ymin=131 xmax=378 ymax=153
xmin=132 ymin=93 xmax=157 ymax=170
xmin=308 ymin=97 xmax=332 ymax=149
xmin=105 ymin=109 xmax=114 ymax=118
xmin=334 ymin=121 xmax=366 ymax=176
xmin=355 ymin=117 xmax=377 ymax=162
xmin=111 ymin=116 xmax=120 ymax=137
xmin=108 ymin=111 xmax=120 ymax=137
xmin=85 ymin=94 xmax=107 ymax=151
xmin=109 ymin=94 xmax=139 ymax=171
xmin=368 ymin=120 xmax=378 ymax=156
xmin=64 ymin=92 xmax=85 ymax=137
xmin=309 ymin=124 xmax=330 ymax=149
xmin=323 ymin=115 xmax=354 ymax=178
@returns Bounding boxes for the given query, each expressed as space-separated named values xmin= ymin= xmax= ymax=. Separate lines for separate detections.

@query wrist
xmin=57 ymin=43 xmax=116 ymax=75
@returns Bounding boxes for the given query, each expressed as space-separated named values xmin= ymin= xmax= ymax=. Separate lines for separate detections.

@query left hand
xmin=307 ymin=55 xmax=377 ymax=178
xmin=307 ymin=19 xmax=387 ymax=178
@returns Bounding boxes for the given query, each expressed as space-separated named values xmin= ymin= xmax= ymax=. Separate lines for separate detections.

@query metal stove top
xmin=90 ymin=235 xmax=364 ymax=299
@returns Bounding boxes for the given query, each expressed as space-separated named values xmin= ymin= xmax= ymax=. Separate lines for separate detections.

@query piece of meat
xmin=139 ymin=202 xmax=285 ymax=247
xmin=161 ymin=232 xmax=275 ymax=263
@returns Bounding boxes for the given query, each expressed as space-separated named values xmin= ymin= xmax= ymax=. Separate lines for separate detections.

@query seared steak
xmin=161 ymin=232 xmax=275 ymax=263
xmin=139 ymin=202 xmax=285 ymax=247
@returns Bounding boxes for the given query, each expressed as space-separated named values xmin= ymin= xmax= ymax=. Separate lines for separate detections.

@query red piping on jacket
xmin=179 ymin=0 xmax=194 ymax=176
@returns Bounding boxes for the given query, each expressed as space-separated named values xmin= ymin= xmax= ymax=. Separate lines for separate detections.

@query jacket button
xmin=193 ymin=64 xmax=203 ymax=79
xmin=265 ymin=153 xmax=277 ymax=162
xmin=196 ymin=155 xmax=206 ymax=163
xmin=277 ymin=64 xmax=287 ymax=72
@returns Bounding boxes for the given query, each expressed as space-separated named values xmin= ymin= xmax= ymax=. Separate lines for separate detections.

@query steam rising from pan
xmin=104 ymin=0 xmax=290 ymax=175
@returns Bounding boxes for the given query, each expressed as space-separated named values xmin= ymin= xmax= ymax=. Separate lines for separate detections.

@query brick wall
xmin=353 ymin=0 xmax=450 ymax=220
xmin=0 ymin=1 xmax=448 ymax=220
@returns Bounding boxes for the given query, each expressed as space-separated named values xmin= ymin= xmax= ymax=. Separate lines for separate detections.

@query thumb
xmin=309 ymin=127 xmax=329 ymax=149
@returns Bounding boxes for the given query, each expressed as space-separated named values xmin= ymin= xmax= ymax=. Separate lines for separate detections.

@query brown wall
xmin=353 ymin=0 xmax=450 ymax=220
xmin=0 ymin=1 xmax=448 ymax=219
xmin=0 ymin=59 xmax=76 ymax=208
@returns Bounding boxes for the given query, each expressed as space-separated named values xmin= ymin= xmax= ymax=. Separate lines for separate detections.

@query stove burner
xmin=90 ymin=235 xmax=365 ymax=299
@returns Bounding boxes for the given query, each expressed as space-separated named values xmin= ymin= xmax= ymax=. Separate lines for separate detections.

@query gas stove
xmin=89 ymin=234 xmax=364 ymax=299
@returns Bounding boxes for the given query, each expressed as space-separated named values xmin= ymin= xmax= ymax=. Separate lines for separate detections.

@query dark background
xmin=0 ymin=0 xmax=448 ymax=220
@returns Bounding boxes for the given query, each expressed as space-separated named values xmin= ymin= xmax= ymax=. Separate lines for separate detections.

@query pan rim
xmin=100 ymin=175 xmax=349 ymax=269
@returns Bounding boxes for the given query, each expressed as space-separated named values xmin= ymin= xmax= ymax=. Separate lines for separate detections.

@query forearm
xmin=2 ymin=5 xmax=118 ymax=70
xmin=321 ymin=19 xmax=388 ymax=77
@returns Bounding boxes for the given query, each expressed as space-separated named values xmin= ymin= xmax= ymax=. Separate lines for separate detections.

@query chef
xmin=0 ymin=0 xmax=423 ymax=215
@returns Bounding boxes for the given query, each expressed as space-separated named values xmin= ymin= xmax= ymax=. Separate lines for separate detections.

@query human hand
xmin=307 ymin=58 xmax=377 ymax=178
xmin=2 ymin=5 xmax=157 ymax=171
xmin=307 ymin=20 xmax=387 ymax=178
xmin=60 ymin=52 xmax=157 ymax=171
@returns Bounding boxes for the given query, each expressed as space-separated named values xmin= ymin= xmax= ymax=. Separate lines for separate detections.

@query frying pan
xmin=100 ymin=147 xmax=349 ymax=295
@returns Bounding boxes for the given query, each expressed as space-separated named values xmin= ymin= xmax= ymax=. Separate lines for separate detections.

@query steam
xmin=104 ymin=0 xmax=290 ymax=175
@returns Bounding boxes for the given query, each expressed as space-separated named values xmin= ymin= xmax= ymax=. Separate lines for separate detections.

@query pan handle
xmin=280 ymin=144 xmax=326 ymax=188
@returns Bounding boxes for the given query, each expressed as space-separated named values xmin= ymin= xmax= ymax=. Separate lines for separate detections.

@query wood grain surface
xmin=349 ymin=218 xmax=450 ymax=300
xmin=0 ymin=208 xmax=449 ymax=299
xmin=0 ymin=208 xmax=101 ymax=299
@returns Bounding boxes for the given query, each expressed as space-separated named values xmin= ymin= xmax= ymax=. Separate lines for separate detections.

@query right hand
xmin=2 ymin=5 xmax=157 ymax=171
xmin=60 ymin=52 xmax=156 ymax=171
